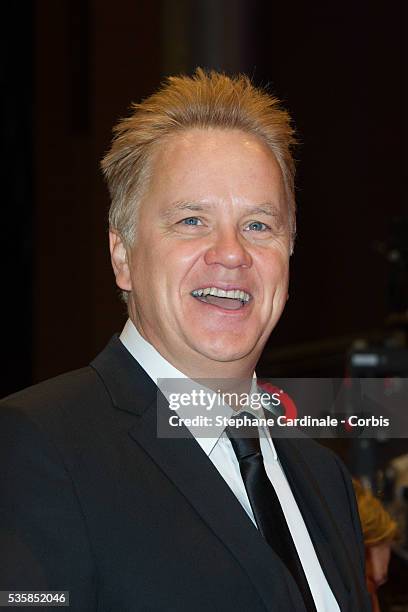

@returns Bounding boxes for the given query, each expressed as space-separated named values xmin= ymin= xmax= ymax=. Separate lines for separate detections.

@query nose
xmin=204 ymin=226 xmax=252 ymax=269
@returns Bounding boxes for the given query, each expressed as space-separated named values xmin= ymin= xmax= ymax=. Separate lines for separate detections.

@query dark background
xmin=1 ymin=1 xmax=407 ymax=606
xmin=3 ymin=0 xmax=406 ymax=393
xmin=2 ymin=0 xmax=406 ymax=392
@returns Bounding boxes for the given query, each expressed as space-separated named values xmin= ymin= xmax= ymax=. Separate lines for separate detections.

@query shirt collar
xmin=119 ymin=318 xmax=277 ymax=459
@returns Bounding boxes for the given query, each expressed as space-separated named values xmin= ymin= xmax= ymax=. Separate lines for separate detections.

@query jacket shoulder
xmin=2 ymin=366 xmax=105 ymax=411
xmin=0 ymin=365 xmax=112 ymax=435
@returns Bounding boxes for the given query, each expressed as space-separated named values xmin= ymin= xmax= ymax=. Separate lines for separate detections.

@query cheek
xmin=130 ymin=244 xmax=195 ymax=306
xmin=163 ymin=242 xmax=207 ymax=291
xmin=258 ymin=253 xmax=289 ymax=296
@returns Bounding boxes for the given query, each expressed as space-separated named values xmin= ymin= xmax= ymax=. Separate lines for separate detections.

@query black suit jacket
xmin=0 ymin=336 xmax=371 ymax=611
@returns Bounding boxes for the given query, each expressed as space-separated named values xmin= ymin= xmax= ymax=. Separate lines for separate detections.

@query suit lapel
xmin=274 ymin=437 xmax=364 ymax=611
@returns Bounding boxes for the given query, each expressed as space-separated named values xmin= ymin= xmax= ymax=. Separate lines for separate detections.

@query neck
xmin=155 ymin=349 xmax=258 ymax=402
xmin=130 ymin=315 xmax=259 ymax=382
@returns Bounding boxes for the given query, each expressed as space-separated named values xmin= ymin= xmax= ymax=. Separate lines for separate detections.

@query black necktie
xmin=227 ymin=417 xmax=317 ymax=612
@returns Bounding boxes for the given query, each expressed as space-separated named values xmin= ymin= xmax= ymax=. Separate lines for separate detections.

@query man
xmin=0 ymin=69 xmax=371 ymax=611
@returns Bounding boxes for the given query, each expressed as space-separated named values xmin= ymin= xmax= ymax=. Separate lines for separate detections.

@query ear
xmin=109 ymin=229 xmax=132 ymax=292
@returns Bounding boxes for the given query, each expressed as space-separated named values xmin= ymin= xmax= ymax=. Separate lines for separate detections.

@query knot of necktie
xmin=225 ymin=411 xmax=261 ymax=460
xmin=228 ymin=434 xmax=260 ymax=461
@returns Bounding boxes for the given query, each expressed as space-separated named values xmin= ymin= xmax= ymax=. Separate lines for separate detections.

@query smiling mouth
xmin=191 ymin=287 xmax=252 ymax=310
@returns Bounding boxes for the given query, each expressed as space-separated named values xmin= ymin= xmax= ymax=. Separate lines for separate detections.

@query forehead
xmin=144 ymin=128 xmax=285 ymax=210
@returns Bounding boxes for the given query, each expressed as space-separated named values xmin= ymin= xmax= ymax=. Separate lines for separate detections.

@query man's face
xmin=112 ymin=128 xmax=291 ymax=373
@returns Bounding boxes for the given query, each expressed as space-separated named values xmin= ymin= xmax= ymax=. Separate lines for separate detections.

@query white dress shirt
xmin=120 ymin=319 xmax=340 ymax=611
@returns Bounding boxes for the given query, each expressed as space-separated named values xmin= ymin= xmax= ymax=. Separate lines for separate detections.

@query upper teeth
xmin=191 ymin=287 xmax=251 ymax=302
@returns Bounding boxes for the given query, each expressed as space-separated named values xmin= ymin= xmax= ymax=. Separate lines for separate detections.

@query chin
xmin=191 ymin=334 xmax=259 ymax=364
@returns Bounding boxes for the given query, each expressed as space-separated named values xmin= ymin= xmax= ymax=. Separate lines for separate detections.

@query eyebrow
xmin=160 ymin=200 xmax=282 ymax=220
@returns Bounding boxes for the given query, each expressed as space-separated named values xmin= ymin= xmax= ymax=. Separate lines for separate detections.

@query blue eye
xmin=181 ymin=217 xmax=202 ymax=226
xmin=246 ymin=221 xmax=269 ymax=232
